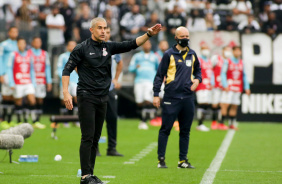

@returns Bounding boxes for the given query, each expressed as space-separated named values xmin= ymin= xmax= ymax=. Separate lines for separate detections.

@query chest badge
xmin=102 ymin=48 xmax=108 ymax=56
xmin=186 ymin=60 xmax=192 ymax=67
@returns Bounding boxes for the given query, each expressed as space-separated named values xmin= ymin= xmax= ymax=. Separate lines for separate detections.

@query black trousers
xmin=105 ymin=90 xmax=118 ymax=150
xmin=78 ymin=95 xmax=108 ymax=176
xmin=158 ymin=97 xmax=195 ymax=161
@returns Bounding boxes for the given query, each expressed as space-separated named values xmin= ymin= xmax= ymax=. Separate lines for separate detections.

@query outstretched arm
xmin=136 ymin=24 xmax=162 ymax=46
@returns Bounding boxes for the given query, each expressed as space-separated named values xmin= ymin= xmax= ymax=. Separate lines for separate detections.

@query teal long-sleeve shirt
xmin=0 ymin=39 xmax=18 ymax=76
xmin=57 ymin=51 xmax=78 ymax=87
xmin=128 ymin=51 xmax=159 ymax=84
xmin=30 ymin=48 xmax=52 ymax=84
xmin=221 ymin=57 xmax=250 ymax=90
xmin=7 ymin=51 xmax=36 ymax=87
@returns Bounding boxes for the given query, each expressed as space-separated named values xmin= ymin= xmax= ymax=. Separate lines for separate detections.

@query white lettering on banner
xmin=273 ymin=34 xmax=282 ymax=84
xmin=242 ymin=33 xmax=272 ymax=84
xmin=242 ymin=94 xmax=282 ymax=114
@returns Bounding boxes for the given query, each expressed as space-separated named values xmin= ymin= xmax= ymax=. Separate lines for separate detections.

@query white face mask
xmin=201 ymin=49 xmax=210 ymax=57
xmin=224 ymin=51 xmax=232 ymax=58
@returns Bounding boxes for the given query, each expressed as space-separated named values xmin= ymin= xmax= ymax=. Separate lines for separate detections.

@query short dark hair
xmin=232 ymin=46 xmax=241 ymax=51
xmin=17 ymin=37 xmax=26 ymax=42
xmin=32 ymin=36 xmax=41 ymax=41
xmin=8 ymin=26 xmax=18 ymax=31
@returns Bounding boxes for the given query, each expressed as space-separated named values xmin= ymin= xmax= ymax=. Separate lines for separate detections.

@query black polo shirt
xmin=62 ymin=38 xmax=138 ymax=96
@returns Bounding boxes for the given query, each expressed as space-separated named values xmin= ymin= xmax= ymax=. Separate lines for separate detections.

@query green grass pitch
xmin=0 ymin=116 xmax=282 ymax=184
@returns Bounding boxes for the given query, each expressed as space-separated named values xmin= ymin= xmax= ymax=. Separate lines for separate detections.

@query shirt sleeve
xmin=210 ymin=71 xmax=215 ymax=87
xmin=115 ymin=54 xmax=121 ymax=63
xmin=153 ymin=52 xmax=170 ymax=97
xmin=221 ymin=60 xmax=229 ymax=88
xmin=62 ymin=44 xmax=84 ymax=76
xmin=7 ymin=53 xmax=15 ymax=87
xmin=108 ymin=40 xmax=138 ymax=55
xmin=192 ymin=53 xmax=202 ymax=83
xmin=45 ymin=52 xmax=52 ymax=84
xmin=243 ymin=68 xmax=250 ymax=90
xmin=128 ymin=54 xmax=137 ymax=73
xmin=30 ymin=57 xmax=37 ymax=87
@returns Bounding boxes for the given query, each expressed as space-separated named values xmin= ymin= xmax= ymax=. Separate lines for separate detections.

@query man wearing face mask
xmin=195 ymin=44 xmax=214 ymax=132
xmin=220 ymin=46 xmax=251 ymax=130
xmin=153 ymin=26 xmax=202 ymax=169
xmin=210 ymin=46 xmax=233 ymax=130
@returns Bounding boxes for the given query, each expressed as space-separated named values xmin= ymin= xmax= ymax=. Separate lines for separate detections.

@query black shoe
xmin=96 ymin=149 xmax=101 ymax=157
xmin=91 ymin=175 xmax=104 ymax=184
xmin=158 ymin=157 xmax=168 ymax=168
xmin=80 ymin=175 xmax=97 ymax=184
xmin=177 ymin=160 xmax=195 ymax=169
xmin=107 ymin=149 xmax=124 ymax=157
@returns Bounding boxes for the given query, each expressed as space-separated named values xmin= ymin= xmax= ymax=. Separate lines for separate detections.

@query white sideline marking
xmin=123 ymin=142 xmax=157 ymax=165
xmin=200 ymin=130 xmax=236 ymax=184
xmin=221 ymin=169 xmax=282 ymax=173
xmin=103 ymin=176 xmax=116 ymax=178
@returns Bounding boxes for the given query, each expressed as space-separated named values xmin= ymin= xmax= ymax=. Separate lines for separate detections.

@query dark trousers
xmin=105 ymin=90 xmax=118 ymax=150
xmin=78 ymin=95 xmax=108 ymax=176
xmin=158 ymin=97 xmax=195 ymax=161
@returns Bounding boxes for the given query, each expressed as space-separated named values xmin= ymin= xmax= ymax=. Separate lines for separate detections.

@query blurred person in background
xmin=38 ymin=0 xmax=52 ymax=50
xmin=128 ymin=40 xmax=159 ymax=130
xmin=46 ymin=5 xmax=65 ymax=63
xmin=218 ymin=13 xmax=238 ymax=31
xmin=186 ymin=9 xmax=206 ymax=32
xmin=259 ymin=1 xmax=272 ymax=25
xmin=29 ymin=37 xmax=52 ymax=125
xmin=262 ymin=12 xmax=282 ymax=39
xmin=120 ymin=4 xmax=145 ymax=41
xmin=165 ymin=5 xmax=186 ymax=46
xmin=0 ymin=27 xmax=19 ymax=129
xmin=60 ymin=0 xmax=75 ymax=43
xmin=230 ymin=0 xmax=252 ymax=24
xmin=74 ymin=3 xmax=92 ymax=43
xmin=141 ymin=12 xmax=164 ymax=51
xmin=7 ymin=38 xmax=45 ymax=129
xmin=238 ymin=14 xmax=260 ymax=33
xmin=97 ymin=27 xmax=124 ymax=157
xmin=119 ymin=0 xmax=136 ymax=20
xmin=57 ymin=40 xmax=79 ymax=127
xmin=205 ymin=13 xmax=217 ymax=31
xmin=210 ymin=46 xmax=233 ymax=130
xmin=220 ymin=46 xmax=250 ymax=130
xmin=15 ymin=0 xmax=38 ymax=43
xmin=104 ymin=9 xmax=120 ymax=41
xmin=195 ymin=44 xmax=214 ymax=132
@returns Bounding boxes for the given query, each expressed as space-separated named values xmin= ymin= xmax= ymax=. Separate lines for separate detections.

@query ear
xmin=89 ymin=27 xmax=93 ymax=34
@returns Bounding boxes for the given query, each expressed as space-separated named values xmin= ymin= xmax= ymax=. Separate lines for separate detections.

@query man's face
xmin=142 ymin=41 xmax=151 ymax=52
xmin=9 ymin=28 xmax=19 ymax=40
xmin=90 ymin=21 xmax=107 ymax=42
xmin=67 ymin=41 xmax=77 ymax=52
xmin=18 ymin=40 xmax=26 ymax=52
xmin=159 ymin=41 xmax=168 ymax=52
xmin=105 ymin=28 xmax=111 ymax=42
xmin=32 ymin=38 xmax=42 ymax=49
xmin=233 ymin=48 xmax=241 ymax=58
xmin=175 ymin=29 xmax=189 ymax=40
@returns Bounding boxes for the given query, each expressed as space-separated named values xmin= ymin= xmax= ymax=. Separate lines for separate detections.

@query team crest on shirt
xmin=102 ymin=48 xmax=108 ymax=56
xmin=186 ymin=60 xmax=192 ymax=67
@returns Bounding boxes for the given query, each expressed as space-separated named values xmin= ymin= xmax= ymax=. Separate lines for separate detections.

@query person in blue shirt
xmin=0 ymin=27 xmax=19 ymax=129
xmin=6 ymin=38 xmax=44 ymax=129
xmin=220 ymin=46 xmax=251 ymax=130
xmin=153 ymin=27 xmax=202 ymax=169
xmin=29 ymin=37 xmax=52 ymax=124
xmin=96 ymin=27 xmax=124 ymax=157
xmin=57 ymin=40 xmax=79 ymax=123
xmin=129 ymin=40 xmax=159 ymax=130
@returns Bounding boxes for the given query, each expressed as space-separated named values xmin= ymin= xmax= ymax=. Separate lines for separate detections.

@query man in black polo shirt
xmin=62 ymin=17 xmax=162 ymax=184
